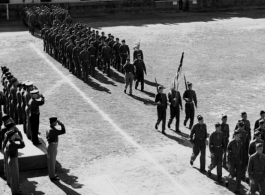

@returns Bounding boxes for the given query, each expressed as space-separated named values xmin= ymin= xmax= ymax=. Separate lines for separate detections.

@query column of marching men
xmin=20 ymin=5 xmax=265 ymax=195
xmin=0 ymin=67 xmax=66 ymax=195
xmin=22 ymin=5 xmax=147 ymax=95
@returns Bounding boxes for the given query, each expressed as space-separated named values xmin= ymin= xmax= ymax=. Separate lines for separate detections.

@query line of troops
xmin=154 ymin=83 xmax=265 ymax=194
xmin=22 ymin=5 xmax=147 ymax=94
xmin=0 ymin=67 xmax=67 ymax=195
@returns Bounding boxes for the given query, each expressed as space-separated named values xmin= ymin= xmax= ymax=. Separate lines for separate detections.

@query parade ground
xmin=1 ymin=10 xmax=265 ymax=195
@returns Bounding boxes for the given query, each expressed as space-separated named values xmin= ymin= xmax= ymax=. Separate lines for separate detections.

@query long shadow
xmin=93 ymin=69 xmax=117 ymax=86
xmin=140 ymin=89 xmax=156 ymax=98
xmin=86 ymin=76 xmax=111 ymax=94
xmin=51 ymin=181 xmax=82 ymax=195
xmin=110 ymin=69 xmax=125 ymax=84
xmin=169 ymin=128 xmax=190 ymax=139
xmin=163 ymin=132 xmax=193 ymax=148
xmin=22 ymin=180 xmax=45 ymax=195
xmin=144 ymin=79 xmax=160 ymax=88
xmin=129 ymin=94 xmax=156 ymax=106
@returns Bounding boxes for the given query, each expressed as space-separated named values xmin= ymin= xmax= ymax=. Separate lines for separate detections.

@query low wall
xmin=0 ymin=0 xmax=265 ymax=20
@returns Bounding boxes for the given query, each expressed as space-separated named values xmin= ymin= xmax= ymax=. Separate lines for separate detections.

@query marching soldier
xmin=123 ymin=58 xmax=135 ymax=95
xmin=28 ymin=90 xmax=45 ymax=145
xmin=79 ymin=44 xmax=90 ymax=83
xmin=101 ymin=41 xmax=112 ymax=77
xmin=225 ymin=129 xmax=243 ymax=194
xmin=155 ymin=85 xmax=168 ymax=134
xmin=221 ymin=115 xmax=230 ymax=169
xmin=24 ymin=81 xmax=34 ymax=139
xmin=167 ymin=87 xmax=183 ymax=133
xmin=254 ymin=110 xmax=265 ymax=131
xmin=189 ymin=115 xmax=207 ymax=173
xmin=87 ymin=42 xmax=97 ymax=77
xmin=46 ymin=117 xmax=66 ymax=181
xmin=249 ymin=131 xmax=264 ymax=156
xmin=247 ymin=143 xmax=265 ymax=195
xmin=208 ymin=122 xmax=225 ymax=183
xmin=72 ymin=41 xmax=82 ymax=78
xmin=16 ymin=83 xmax=23 ymax=125
xmin=113 ymin=38 xmax=121 ymax=70
xmin=119 ymin=40 xmax=130 ymax=73
xmin=133 ymin=54 xmax=146 ymax=91
xmin=183 ymin=82 xmax=197 ymax=129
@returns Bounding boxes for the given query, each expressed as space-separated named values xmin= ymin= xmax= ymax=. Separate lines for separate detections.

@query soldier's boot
xmin=184 ymin=119 xmax=187 ymax=126
xmin=168 ymin=121 xmax=171 ymax=129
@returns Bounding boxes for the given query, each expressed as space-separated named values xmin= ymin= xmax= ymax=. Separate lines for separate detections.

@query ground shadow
xmin=140 ymin=89 xmax=156 ymax=98
xmin=51 ymin=181 xmax=82 ymax=195
xmin=110 ymin=69 xmax=125 ymax=84
xmin=163 ymin=132 xmax=193 ymax=148
xmin=86 ymin=76 xmax=111 ymax=94
xmin=22 ymin=180 xmax=45 ymax=195
xmin=169 ymin=128 xmax=190 ymax=139
xmin=129 ymin=94 xmax=156 ymax=106
xmin=144 ymin=79 xmax=160 ymax=88
xmin=94 ymin=69 xmax=117 ymax=86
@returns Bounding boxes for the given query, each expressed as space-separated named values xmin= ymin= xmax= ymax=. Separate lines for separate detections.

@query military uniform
xmin=119 ymin=41 xmax=130 ymax=73
xmin=123 ymin=59 xmax=135 ymax=95
xmin=72 ymin=42 xmax=82 ymax=77
xmin=88 ymin=44 xmax=97 ymax=77
xmin=133 ymin=49 xmax=144 ymax=61
xmin=221 ymin=115 xmax=230 ymax=168
xmin=101 ymin=44 xmax=112 ymax=77
xmin=189 ymin=115 xmax=207 ymax=172
xmin=155 ymin=86 xmax=168 ymax=134
xmin=167 ymin=89 xmax=182 ymax=132
xmin=113 ymin=39 xmax=121 ymax=70
xmin=79 ymin=46 xmax=90 ymax=83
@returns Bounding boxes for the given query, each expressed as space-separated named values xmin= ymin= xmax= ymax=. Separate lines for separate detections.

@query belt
xmin=186 ymin=102 xmax=193 ymax=104
xmin=49 ymin=142 xmax=58 ymax=144
xmin=212 ymin=145 xmax=222 ymax=147
xmin=31 ymin=112 xmax=40 ymax=115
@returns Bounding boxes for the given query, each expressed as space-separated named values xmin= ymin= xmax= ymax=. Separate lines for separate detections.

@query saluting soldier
xmin=119 ymin=40 xmax=130 ymax=73
xmin=46 ymin=117 xmax=66 ymax=181
xmin=79 ymin=44 xmax=90 ymax=83
xmin=167 ymin=87 xmax=183 ymax=133
xmin=189 ymin=115 xmax=207 ymax=173
xmin=87 ymin=42 xmax=97 ymax=77
xmin=249 ymin=131 xmax=264 ymax=156
xmin=208 ymin=122 xmax=225 ymax=183
xmin=221 ymin=115 xmax=230 ymax=169
xmin=133 ymin=54 xmax=146 ymax=91
xmin=247 ymin=143 xmax=265 ymax=195
xmin=155 ymin=85 xmax=168 ymax=134
xmin=28 ymin=90 xmax=45 ymax=145
xmin=254 ymin=110 xmax=265 ymax=131
xmin=183 ymin=82 xmax=197 ymax=129
xmin=225 ymin=129 xmax=243 ymax=194
xmin=123 ymin=58 xmax=135 ymax=95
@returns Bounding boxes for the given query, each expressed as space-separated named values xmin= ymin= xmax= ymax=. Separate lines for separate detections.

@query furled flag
xmin=133 ymin=41 xmax=140 ymax=50
xmin=172 ymin=52 xmax=184 ymax=90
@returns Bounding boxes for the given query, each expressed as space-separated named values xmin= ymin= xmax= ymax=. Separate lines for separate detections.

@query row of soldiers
xmin=22 ymin=5 xmax=147 ymax=91
xmin=22 ymin=5 xmax=71 ymax=36
xmin=0 ymin=66 xmax=45 ymax=146
xmin=188 ymin=112 xmax=265 ymax=195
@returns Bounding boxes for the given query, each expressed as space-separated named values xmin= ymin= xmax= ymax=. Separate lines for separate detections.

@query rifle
xmin=155 ymin=77 xmax=159 ymax=93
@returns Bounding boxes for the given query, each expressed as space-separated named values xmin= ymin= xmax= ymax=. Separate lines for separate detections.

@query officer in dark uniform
xmin=225 ymin=129 xmax=243 ymax=194
xmin=221 ymin=115 xmax=230 ymax=169
xmin=119 ymin=40 xmax=130 ymax=73
xmin=72 ymin=41 xmax=82 ymax=78
xmin=247 ymin=143 xmax=265 ymax=195
xmin=87 ymin=42 xmax=97 ymax=77
xmin=79 ymin=44 xmax=90 ymax=83
xmin=133 ymin=43 xmax=144 ymax=61
xmin=155 ymin=85 xmax=168 ymax=134
xmin=113 ymin=38 xmax=121 ymax=70
xmin=101 ymin=41 xmax=112 ymax=77
xmin=133 ymin=54 xmax=146 ymax=91
xmin=208 ymin=122 xmax=225 ymax=183
xmin=183 ymin=82 xmax=197 ymax=129
xmin=167 ymin=87 xmax=182 ymax=133
xmin=254 ymin=110 xmax=265 ymax=131
xmin=189 ymin=115 xmax=207 ymax=173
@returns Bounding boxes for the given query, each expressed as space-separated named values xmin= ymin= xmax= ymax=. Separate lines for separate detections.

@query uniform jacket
xmin=209 ymin=131 xmax=225 ymax=153
xmin=168 ymin=90 xmax=182 ymax=108
xmin=249 ymin=139 xmax=265 ymax=156
xmin=190 ymin=123 xmax=207 ymax=146
xmin=155 ymin=93 xmax=167 ymax=110
xmin=248 ymin=152 xmax=265 ymax=180
xmin=183 ymin=89 xmax=197 ymax=107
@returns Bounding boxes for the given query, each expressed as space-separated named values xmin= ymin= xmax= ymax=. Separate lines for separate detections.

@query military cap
xmin=17 ymin=82 xmax=22 ymax=88
xmin=25 ymin=81 xmax=33 ymax=86
xmin=81 ymin=44 xmax=86 ymax=48
xmin=221 ymin=115 xmax=227 ymax=119
xmin=49 ymin=117 xmax=57 ymax=123
xmin=108 ymin=33 xmax=111 ymax=36
xmin=5 ymin=72 xmax=11 ymax=76
xmin=256 ymin=143 xmax=263 ymax=149
xmin=121 ymin=39 xmax=125 ymax=43
xmin=187 ymin=82 xmax=192 ymax=86
xmin=2 ymin=114 xmax=10 ymax=122
xmin=21 ymin=80 xmax=29 ymax=86
xmin=259 ymin=119 xmax=265 ymax=124
xmin=260 ymin=110 xmax=265 ymax=115
xmin=241 ymin=112 xmax=247 ymax=116
xmin=1 ymin=66 xmax=7 ymax=70
xmin=238 ymin=120 xmax=244 ymax=127
xmin=7 ymin=74 xmax=13 ymax=79
xmin=2 ymin=68 xmax=9 ymax=74
xmin=116 ymin=38 xmax=119 ymax=40
xmin=101 ymin=32 xmax=104 ymax=34
xmin=234 ymin=129 xmax=240 ymax=135
xmin=254 ymin=131 xmax=261 ymax=136
xmin=158 ymin=85 xmax=165 ymax=90
xmin=11 ymin=77 xmax=18 ymax=83
xmin=111 ymin=35 xmax=114 ymax=38
xmin=30 ymin=89 xmax=39 ymax=94
xmin=197 ymin=115 xmax=203 ymax=121
xmin=215 ymin=122 xmax=221 ymax=128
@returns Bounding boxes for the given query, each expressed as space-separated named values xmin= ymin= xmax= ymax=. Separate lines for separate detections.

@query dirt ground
xmin=1 ymin=10 xmax=265 ymax=195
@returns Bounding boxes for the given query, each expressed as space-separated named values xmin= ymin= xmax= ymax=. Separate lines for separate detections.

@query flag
xmin=133 ymin=42 xmax=140 ymax=50
xmin=172 ymin=52 xmax=184 ymax=90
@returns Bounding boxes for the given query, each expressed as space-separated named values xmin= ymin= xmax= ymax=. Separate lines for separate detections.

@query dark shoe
xmin=168 ymin=123 xmax=171 ymax=129
xmin=225 ymin=181 xmax=229 ymax=188
xmin=155 ymin=124 xmax=158 ymax=130
xmin=33 ymin=142 xmax=42 ymax=146
xmin=190 ymin=160 xmax=193 ymax=166
xmin=124 ymin=89 xmax=126 ymax=93
xmin=234 ymin=190 xmax=241 ymax=195
xmin=129 ymin=92 xmax=132 ymax=96
xmin=200 ymin=169 xmax=206 ymax=173
xmin=50 ymin=176 xmax=60 ymax=181
xmin=141 ymin=89 xmax=144 ymax=91
xmin=183 ymin=120 xmax=187 ymax=126
xmin=175 ymin=130 xmax=181 ymax=133
xmin=217 ymin=179 xmax=223 ymax=184
xmin=162 ymin=131 xmax=166 ymax=135
xmin=207 ymin=170 xmax=211 ymax=177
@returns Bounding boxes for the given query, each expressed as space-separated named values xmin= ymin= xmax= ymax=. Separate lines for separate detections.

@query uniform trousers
xmin=222 ymin=137 xmax=229 ymax=167
xmin=8 ymin=157 xmax=20 ymax=195
xmin=120 ymin=54 xmax=127 ymax=73
xmin=74 ymin=59 xmax=81 ymax=78
xmin=81 ymin=61 xmax=89 ymax=83
xmin=90 ymin=56 xmax=96 ymax=77
xmin=227 ymin=157 xmax=242 ymax=192
xmin=156 ymin=107 xmax=167 ymax=131
xmin=114 ymin=53 xmax=120 ymax=70
xmin=124 ymin=72 xmax=134 ymax=94
xmin=191 ymin=145 xmax=206 ymax=171
xmin=25 ymin=106 xmax=31 ymax=139
xmin=3 ymin=148 xmax=10 ymax=184
xmin=17 ymin=104 xmax=23 ymax=124
xmin=22 ymin=105 xmax=26 ymax=133
xmin=185 ymin=102 xmax=195 ymax=129
xmin=30 ymin=113 xmax=40 ymax=144
xmin=248 ymin=174 xmax=265 ymax=195
xmin=11 ymin=100 xmax=18 ymax=124
xmin=47 ymin=143 xmax=58 ymax=178
xmin=168 ymin=105 xmax=180 ymax=131
xmin=208 ymin=150 xmax=223 ymax=181
xmin=135 ymin=70 xmax=144 ymax=90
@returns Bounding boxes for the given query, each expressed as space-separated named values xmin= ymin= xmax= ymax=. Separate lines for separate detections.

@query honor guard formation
xmin=0 ymin=4 xmax=264 ymax=195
